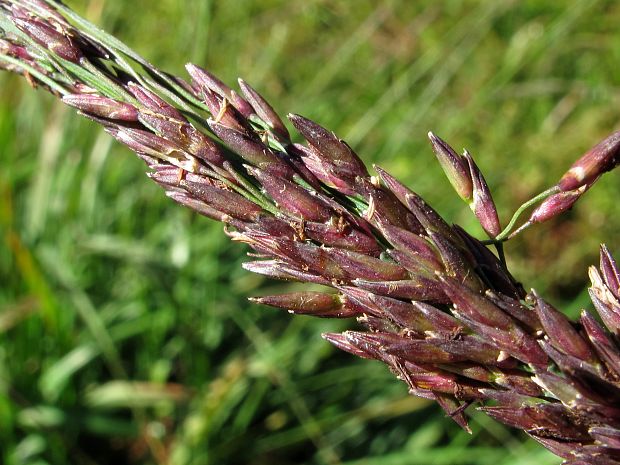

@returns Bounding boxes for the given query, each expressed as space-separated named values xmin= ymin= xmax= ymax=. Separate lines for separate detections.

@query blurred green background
xmin=1 ymin=0 xmax=620 ymax=464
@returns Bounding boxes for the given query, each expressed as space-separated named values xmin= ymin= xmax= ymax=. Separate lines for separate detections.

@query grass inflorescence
xmin=1 ymin=1 xmax=620 ymax=465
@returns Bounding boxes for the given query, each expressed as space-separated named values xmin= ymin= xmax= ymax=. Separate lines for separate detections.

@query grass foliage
xmin=1 ymin=0 xmax=619 ymax=463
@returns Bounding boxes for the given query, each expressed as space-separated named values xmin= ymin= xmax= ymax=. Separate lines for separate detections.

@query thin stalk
xmin=487 ymin=186 xmax=560 ymax=243
xmin=80 ymin=58 xmax=135 ymax=102
xmin=494 ymin=241 xmax=507 ymax=269
xmin=506 ymin=220 xmax=533 ymax=240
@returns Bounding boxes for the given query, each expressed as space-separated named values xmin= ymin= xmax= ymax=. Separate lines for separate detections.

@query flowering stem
xmin=506 ymin=220 xmax=533 ymax=240
xmin=484 ymin=185 xmax=561 ymax=244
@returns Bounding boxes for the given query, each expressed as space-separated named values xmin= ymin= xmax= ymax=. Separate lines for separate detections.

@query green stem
xmin=493 ymin=186 xmax=560 ymax=242
xmin=507 ymin=220 xmax=533 ymax=240
xmin=81 ymin=58 xmax=135 ymax=102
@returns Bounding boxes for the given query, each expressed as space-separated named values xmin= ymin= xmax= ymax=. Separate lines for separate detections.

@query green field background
xmin=1 ymin=1 xmax=620 ymax=464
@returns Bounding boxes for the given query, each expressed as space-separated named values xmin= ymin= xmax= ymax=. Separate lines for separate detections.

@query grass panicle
xmin=2 ymin=1 xmax=620 ymax=464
